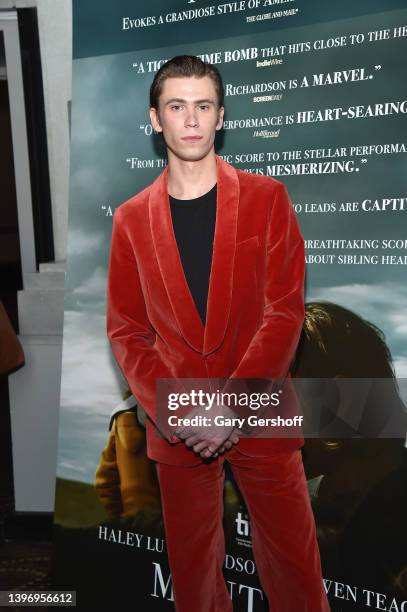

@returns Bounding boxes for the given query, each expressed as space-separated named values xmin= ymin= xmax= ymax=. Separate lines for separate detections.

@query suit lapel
xmin=204 ymin=155 xmax=239 ymax=354
xmin=148 ymin=154 xmax=239 ymax=354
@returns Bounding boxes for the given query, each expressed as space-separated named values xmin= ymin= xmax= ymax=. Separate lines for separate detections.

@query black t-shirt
xmin=169 ymin=183 xmax=217 ymax=326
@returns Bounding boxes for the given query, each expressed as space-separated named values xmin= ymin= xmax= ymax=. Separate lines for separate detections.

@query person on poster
xmin=106 ymin=55 xmax=330 ymax=611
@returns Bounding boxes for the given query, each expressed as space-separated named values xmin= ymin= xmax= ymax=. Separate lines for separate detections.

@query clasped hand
xmin=174 ymin=403 xmax=240 ymax=459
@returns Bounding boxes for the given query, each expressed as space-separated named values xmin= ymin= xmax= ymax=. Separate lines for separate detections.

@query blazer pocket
xmin=233 ymin=236 xmax=259 ymax=310
xmin=235 ymin=235 xmax=259 ymax=269
xmin=236 ymin=235 xmax=259 ymax=252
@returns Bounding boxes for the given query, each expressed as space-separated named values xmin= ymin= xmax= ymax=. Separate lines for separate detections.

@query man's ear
xmin=216 ymin=106 xmax=225 ymax=131
xmin=149 ymin=107 xmax=162 ymax=133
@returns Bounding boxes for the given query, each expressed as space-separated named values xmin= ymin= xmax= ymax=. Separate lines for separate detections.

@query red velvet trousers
xmin=155 ymin=447 xmax=331 ymax=612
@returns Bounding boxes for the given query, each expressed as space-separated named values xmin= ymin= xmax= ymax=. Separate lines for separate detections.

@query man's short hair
xmin=149 ymin=55 xmax=224 ymax=110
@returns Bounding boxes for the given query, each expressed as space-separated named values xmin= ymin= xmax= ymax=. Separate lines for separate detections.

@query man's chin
xmin=168 ymin=145 xmax=214 ymax=163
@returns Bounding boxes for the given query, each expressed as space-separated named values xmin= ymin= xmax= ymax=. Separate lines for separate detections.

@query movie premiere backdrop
xmin=51 ymin=1 xmax=407 ymax=610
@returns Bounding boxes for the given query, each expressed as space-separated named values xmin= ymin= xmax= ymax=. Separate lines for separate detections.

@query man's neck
xmin=167 ymin=150 xmax=217 ymax=200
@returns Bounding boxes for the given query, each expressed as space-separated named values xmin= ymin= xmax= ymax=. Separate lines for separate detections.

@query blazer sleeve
xmin=106 ymin=207 xmax=178 ymax=437
xmin=223 ymin=181 xmax=305 ymax=389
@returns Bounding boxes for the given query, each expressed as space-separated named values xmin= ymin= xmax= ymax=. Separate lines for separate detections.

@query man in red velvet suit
xmin=106 ymin=55 xmax=330 ymax=611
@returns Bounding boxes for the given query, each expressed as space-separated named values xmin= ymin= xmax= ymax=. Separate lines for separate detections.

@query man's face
xmin=149 ymin=75 xmax=224 ymax=162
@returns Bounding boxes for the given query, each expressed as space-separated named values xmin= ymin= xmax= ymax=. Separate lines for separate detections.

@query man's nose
xmin=185 ymin=107 xmax=199 ymax=126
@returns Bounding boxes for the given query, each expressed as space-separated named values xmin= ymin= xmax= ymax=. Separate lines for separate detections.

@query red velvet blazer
xmin=106 ymin=154 xmax=305 ymax=466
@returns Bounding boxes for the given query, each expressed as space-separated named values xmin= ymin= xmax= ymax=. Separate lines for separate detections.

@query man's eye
xmin=199 ymin=105 xmax=209 ymax=110
xmin=171 ymin=105 xmax=182 ymax=111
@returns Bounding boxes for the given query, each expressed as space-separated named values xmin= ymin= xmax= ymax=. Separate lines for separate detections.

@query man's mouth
xmin=181 ymin=136 xmax=203 ymax=142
